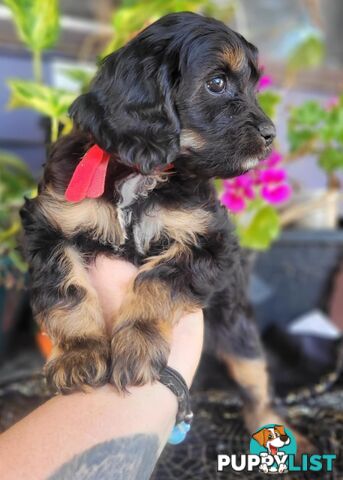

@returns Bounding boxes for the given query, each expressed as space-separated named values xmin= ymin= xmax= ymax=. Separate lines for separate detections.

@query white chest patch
xmin=116 ymin=173 xmax=167 ymax=253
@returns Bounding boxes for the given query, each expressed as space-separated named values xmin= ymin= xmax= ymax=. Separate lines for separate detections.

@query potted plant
xmin=285 ymin=96 xmax=343 ymax=229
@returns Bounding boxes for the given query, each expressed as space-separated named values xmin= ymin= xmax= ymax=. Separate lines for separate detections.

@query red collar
xmin=65 ymin=144 xmax=174 ymax=203
xmin=65 ymin=144 xmax=110 ymax=202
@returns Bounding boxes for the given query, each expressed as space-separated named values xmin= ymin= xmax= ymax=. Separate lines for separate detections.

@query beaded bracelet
xmin=158 ymin=366 xmax=193 ymax=445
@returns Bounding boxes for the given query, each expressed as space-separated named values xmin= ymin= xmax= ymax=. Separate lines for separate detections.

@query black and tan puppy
xmin=21 ymin=12 xmax=303 ymax=439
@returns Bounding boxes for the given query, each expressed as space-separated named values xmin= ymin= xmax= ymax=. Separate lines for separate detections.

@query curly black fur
xmin=21 ymin=12 xmax=276 ymax=403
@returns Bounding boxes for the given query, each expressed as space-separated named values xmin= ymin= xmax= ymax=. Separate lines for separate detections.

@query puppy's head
xmin=70 ymin=12 xmax=275 ymax=178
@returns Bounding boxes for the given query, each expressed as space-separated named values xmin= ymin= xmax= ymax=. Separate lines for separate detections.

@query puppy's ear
xmin=69 ymin=92 xmax=114 ymax=151
xmin=69 ymin=48 xmax=180 ymax=174
xmin=252 ymin=429 xmax=267 ymax=446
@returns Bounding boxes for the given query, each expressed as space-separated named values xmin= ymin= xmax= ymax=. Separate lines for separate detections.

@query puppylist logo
xmin=217 ymin=424 xmax=336 ymax=474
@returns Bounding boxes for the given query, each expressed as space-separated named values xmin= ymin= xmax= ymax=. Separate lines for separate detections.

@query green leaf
xmin=7 ymin=79 xmax=76 ymax=120
xmin=257 ymin=91 xmax=281 ymax=119
xmin=287 ymin=35 xmax=325 ymax=71
xmin=287 ymin=101 xmax=326 ymax=152
xmin=4 ymin=0 xmax=60 ymax=52
xmin=0 ymin=151 xmax=34 ymax=201
xmin=319 ymin=106 xmax=343 ymax=143
xmin=236 ymin=204 xmax=280 ymax=250
xmin=287 ymin=128 xmax=316 ymax=152
xmin=289 ymin=101 xmax=325 ymax=126
xmin=318 ymin=148 xmax=343 ymax=173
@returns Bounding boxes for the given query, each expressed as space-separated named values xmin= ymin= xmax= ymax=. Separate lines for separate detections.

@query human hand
xmin=89 ymin=255 xmax=204 ymax=387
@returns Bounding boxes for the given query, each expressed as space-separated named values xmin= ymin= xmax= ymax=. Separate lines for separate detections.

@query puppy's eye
xmin=206 ymin=76 xmax=226 ymax=94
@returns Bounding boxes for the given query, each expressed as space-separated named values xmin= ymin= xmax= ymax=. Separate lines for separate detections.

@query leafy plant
xmin=288 ymin=95 xmax=343 ymax=187
xmin=7 ymin=80 xmax=75 ymax=141
xmin=5 ymin=0 xmax=66 ymax=142
xmin=4 ymin=0 xmax=60 ymax=82
xmin=0 ymin=151 xmax=36 ymax=288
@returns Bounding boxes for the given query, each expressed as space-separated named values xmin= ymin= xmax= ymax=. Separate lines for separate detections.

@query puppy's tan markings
xmin=111 ymin=208 xmax=209 ymax=390
xmin=40 ymin=246 xmax=104 ymax=339
xmin=37 ymin=245 xmax=110 ymax=393
xmin=38 ymin=188 xmax=125 ymax=245
xmin=134 ymin=206 xmax=211 ymax=254
xmin=223 ymin=354 xmax=315 ymax=456
xmin=111 ymin=275 xmax=199 ymax=390
xmin=160 ymin=207 xmax=210 ymax=245
xmin=180 ymin=129 xmax=205 ymax=150
xmin=222 ymin=46 xmax=246 ymax=72
xmin=139 ymin=242 xmax=190 ymax=271
xmin=221 ymin=355 xmax=283 ymax=431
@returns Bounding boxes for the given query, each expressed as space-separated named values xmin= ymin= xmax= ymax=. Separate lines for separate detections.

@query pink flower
xmin=221 ymin=176 xmax=255 ymax=212
xmin=221 ymin=191 xmax=246 ymax=212
xmin=233 ymin=176 xmax=255 ymax=197
xmin=258 ymin=75 xmax=273 ymax=91
xmin=260 ymin=168 xmax=286 ymax=183
xmin=221 ymin=150 xmax=292 ymax=212
xmin=325 ymin=97 xmax=339 ymax=110
xmin=263 ymin=150 xmax=283 ymax=167
xmin=262 ymin=184 xmax=292 ymax=204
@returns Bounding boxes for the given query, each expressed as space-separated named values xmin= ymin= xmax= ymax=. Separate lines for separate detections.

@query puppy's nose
xmin=258 ymin=123 xmax=276 ymax=146
xmin=280 ymin=435 xmax=288 ymax=442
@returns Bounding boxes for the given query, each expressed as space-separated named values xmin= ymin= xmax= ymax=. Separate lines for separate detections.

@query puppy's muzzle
xmin=258 ymin=122 xmax=276 ymax=147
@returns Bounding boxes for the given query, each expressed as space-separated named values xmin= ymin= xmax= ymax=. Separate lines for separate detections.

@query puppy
xmin=21 ymin=12 xmax=298 ymax=438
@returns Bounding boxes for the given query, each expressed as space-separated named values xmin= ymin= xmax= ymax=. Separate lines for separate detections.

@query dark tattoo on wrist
xmin=49 ymin=434 xmax=159 ymax=480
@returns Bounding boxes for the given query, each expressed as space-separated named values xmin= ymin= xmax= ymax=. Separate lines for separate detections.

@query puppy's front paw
xmin=110 ymin=320 xmax=170 ymax=392
xmin=45 ymin=337 xmax=110 ymax=393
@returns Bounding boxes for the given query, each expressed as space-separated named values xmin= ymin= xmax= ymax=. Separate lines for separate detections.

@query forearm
xmin=0 ymin=309 xmax=203 ymax=480
xmin=0 ymin=383 xmax=175 ymax=480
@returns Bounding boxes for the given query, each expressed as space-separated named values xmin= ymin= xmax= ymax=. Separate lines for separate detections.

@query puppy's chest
xmin=40 ymin=175 xmax=212 ymax=259
xmin=117 ymin=175 xmax=211 ymax=257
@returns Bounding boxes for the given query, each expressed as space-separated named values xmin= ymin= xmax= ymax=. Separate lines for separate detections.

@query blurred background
xmin=0 ymin=1 xmax=342 ymax=477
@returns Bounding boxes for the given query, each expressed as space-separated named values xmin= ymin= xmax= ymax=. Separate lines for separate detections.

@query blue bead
xmin=168 ymin=422 xmax=191 ymax=445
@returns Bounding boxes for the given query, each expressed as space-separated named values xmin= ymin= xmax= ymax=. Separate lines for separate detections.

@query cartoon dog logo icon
xmin=252 ymin=425 xmax=291 ymax=474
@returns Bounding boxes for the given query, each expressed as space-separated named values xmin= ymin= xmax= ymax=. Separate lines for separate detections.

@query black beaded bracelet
xmin=158 ymin=366 xmax=193 ymax=444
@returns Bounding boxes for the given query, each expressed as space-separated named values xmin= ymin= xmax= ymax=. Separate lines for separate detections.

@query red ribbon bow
xmin=65 ymin=144 xmax=110 ymax=203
